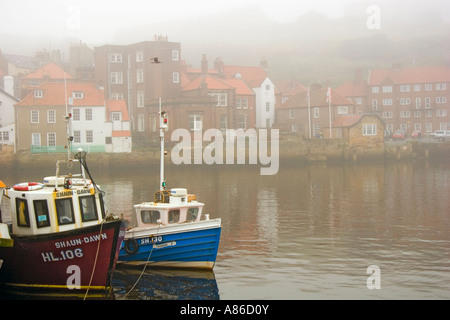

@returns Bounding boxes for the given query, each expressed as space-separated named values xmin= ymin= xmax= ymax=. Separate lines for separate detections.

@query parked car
xmin=411 ymin=131 xmax=422 ymax=139
xmin=432 ymin=130 xmax=450 ymax=141
xmin=392 ymin=130 xmax=405 ymax=140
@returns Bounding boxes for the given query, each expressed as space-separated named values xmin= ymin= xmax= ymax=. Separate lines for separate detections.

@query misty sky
xmin=0 ymin=0 xmax=399 ymax=42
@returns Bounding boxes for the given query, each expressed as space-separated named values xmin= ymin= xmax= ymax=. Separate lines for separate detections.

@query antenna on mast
xmin=159 ymin=97 xmax=168 ymax=191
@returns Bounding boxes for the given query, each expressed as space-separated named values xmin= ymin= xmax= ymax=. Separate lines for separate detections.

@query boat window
xmin=16 ymin=198 xmax=30 ymax=227
xmin=186 ymin=207 xmax=199 ymax=222
xmin=33 ymin=200 xmax=50 ymax=228
xmin=98 ymin=193 xmax=106 ymax=219
xmin=55 ymin=198 xmax=75 ymax=225
xmin=79 ymin=195 xmax=98 ymax=222
xmin=141 ymin=210 xmax=160 ymax=224
xmin=168 ymin=210 xmax=180 ymax=224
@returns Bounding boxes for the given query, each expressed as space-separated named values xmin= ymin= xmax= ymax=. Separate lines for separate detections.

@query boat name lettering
xmin=55 ymin=233 xmax=108 ymax=248
xmin=56 ymin=190 xmax=73 ymax=198
xmin=153 ymin=241 xmax=176 ymax=249
xmin=77 ymin=189 xmax=91 ymax=195
xmin=140 ymin=236 xmax=163 ymax=245
xmin=41 ymin=248 xmax=83 ymax=262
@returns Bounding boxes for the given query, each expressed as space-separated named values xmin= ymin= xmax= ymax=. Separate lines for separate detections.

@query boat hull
xmin=118 ymin=219 xmax=221 ymax=270
xmin=0 ymin=220 xmax=126 ymax=293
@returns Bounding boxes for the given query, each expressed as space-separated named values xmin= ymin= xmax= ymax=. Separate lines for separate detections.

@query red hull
xmin=0 ymin=220 xmax=126 ymax=293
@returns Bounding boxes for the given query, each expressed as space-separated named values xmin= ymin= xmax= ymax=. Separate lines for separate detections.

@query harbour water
xmin=1 ymin=160 xmax=449 ymax=299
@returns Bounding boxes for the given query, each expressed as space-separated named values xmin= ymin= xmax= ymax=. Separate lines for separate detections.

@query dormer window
xmin=112 ymin=112 xmax=121 ymax=121
xmin=73 ymin=91 xmax=84 ymax=99
xmin=34 ymin=90 xmax=43 ymax=98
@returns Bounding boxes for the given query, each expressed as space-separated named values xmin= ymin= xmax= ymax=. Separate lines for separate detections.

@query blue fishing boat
xmin=117 ymin=99 xmax=221 ymax=269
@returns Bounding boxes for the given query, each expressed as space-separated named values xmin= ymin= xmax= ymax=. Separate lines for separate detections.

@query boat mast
xmin=159 ymin=97 xmax=168 ymax=191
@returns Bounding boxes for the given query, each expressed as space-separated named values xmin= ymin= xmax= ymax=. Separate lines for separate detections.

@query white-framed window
xmin=372 ymin=99 xmax=378 ymax=110
xmin=47 ymin=132 xmax=56 ymax=146
xmin=363 ymin=124 xmax=377 ymax=136
xmin=425 ymin=84 xmax=432 ymax=91
xmin=425 ymin=97 xmax=431 ymax=108
xmin=137 ymin=116 xmax=145 ymax=132
xmin=31 ymin=110 xmax=39 ymax=124
xmin=136 ymin=51 xmax=143 ymax=62
xmin=400 ymin=111 xmax=411 ymax=118
xmin=383 ymin=99 xmax=393 ymax=106
xmin=266 ymin=102 xmax=270 ymax=112
xmin=436 ymin=97 xmax=447 ymax=104
xmin=415 ymin=98 xmax=421 ymax=109
xmin=32 ymin=133 xmax=41 ymax=146
xmin=436 ymin=83 xmax=446 ymax=91
xmin=313 ymin=107 xmax=319 ymax=118
xmin=73 ymin=91 xmax=84 ymax=99
xmin=382 ymin=86 xmax=392 ymax=93
xmin=414 ymin=111 xmax=421 ymax=118
xmin=291 ymin=124 xmax=298 ymax=132
xmin=47 ymin=110 xmax=56 ymax=123
xmin=400 ymin=85 xmax=410 ymax=92
xmin=137 ymin=91 xmax=144 ymax=108
xmin=111 ymin=92 xmax=124 ymax=100
xmin=73 ymin=130 xmax=81 ymax=143
xmin=383 ymin=112 xmax=393 ymax=118
xmin=110 ymin=53 xmax=122 ymax=63
xmin=72 ymin=108 xmax=80 ymax=121
xmin=355 ymin=97 xmax=362 ymax=105
xmin=400 ymin=98 xmax=410 ymax=105
xmin=112 ymin=112 xmax=121 ymax=121
xmin=220 ymin=115 xmax=227 ymax=130
xmin=209 ymin=93 xmax=227 ymax=106
xmin=414 ymin=84 xmax=421 ymax=92
xmin=136 ymin=69 xmax=144 ymax=83
xmin=173 ymin=72 xmax=180 ymax=83
xmin=266 ymin=118 xmax=271 ymax=127
xmin=337 ymin=106 xmax=348 ymax=114
xmin=172 ymin=50 xmax=179 ymax=61
xmin=371 ymin=86 xmax=379 ymax=93
xmin=34 ymin=90 xmax=43 ymax=98
xmin=436 ymin=110 xmax=447 ymax=117
xmin=238 ymin=114 xmax=247 ymax=130
xmin=425 ymin=123 xmax=432 ymax=132
xmin=111 ymin=72 xmax=123 ymax=84
xmin=189 ymin=114 xmax=203 ymax=131
xmin=85 ymin=108 xmax=92 ymax=121
xmin=414 ymin=123 xmax=421 ymax=131
xmin=86 ymin=130 xmax=93 ymax=143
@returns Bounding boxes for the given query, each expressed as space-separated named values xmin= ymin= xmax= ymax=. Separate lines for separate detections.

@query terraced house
xmin=14 ymin=82 xmax=131 ymax=153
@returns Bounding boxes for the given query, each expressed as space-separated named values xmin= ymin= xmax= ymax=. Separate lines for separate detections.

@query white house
xmin=0 ymin=76 xmax=19 ymax=148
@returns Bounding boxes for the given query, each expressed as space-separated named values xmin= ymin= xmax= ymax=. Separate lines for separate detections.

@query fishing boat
xmin=118 ymin=99 xmax=221 ymax=270
xmin=0 ymin=112 xmax=126 ymax=296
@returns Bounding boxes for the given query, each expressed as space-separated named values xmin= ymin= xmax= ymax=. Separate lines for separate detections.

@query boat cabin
xmin=133 ymin=188 xmax=206 ymax=228
xmin=4 ymin=175 xmax=106 ymax=236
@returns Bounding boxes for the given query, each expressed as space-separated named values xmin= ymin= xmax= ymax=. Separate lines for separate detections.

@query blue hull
xmin=118 ymin=225 xmax=221 ymax=269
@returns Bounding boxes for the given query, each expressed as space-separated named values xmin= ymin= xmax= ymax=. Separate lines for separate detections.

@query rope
xmin=83 ymin=219 xmax=105 ymax=300
xmin=120 ymin=223 xmax=161 ymax=299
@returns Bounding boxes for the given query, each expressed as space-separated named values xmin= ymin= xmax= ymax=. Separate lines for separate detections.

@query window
xmin=34 ymin=200 xmax=50 ymax=228
xmin=189 ymin=114 xmax=203 ymax=131
xmin=383 ymin=112 xmax=393 ymax=118
xmin=34 ymin=90 xmax=43 ymax=98
xmin=242 ymin=98 xmax=248 ymax=109
xmin=414 ymin=84 xmax=421 ymax=92
xmin=186 ymin=208 xmax=199 ymax=222
xmin=55 ymin=198 xmax=74 ymax=225
xmin=220 ymin=115 xmax=227 ymax=130
xmin=111 ymin=92 xmax=124 ymax=100
xmin=382 ymin=99 xmax=393 ymax=106
xmin=136 ymin=51 xmax=143 ymax=62
xmin=73 ymin=91 xmax=84 ymax=99
xmin=1 ymin=131 xmax=9 ymax=141
xmin=289 ymin=109 xmax=295 ymax=119
xmin=136 ymin=69 xmax=144 ymax=83
xmin=137 ymin=116 xmax=145 ymax=132
xmin=31 ymin=110 xmax=39 ymax=124
xmin=112 ymin=112 xmax=121 ymax=121
xmin=291 ymin=124 xmax=298 ymax=132
xmin=414 ymin=111 xmax=421 ymax=118
xmin=372 ymin=100 xmax=378 ymax=110
xmin=72 ymin=108 xmax=80 ymax=121
xmin=371 ymin=86 xmax=379 ymax=93
xmin=313 ymin=107 xmax=319 ymax=118
xmin=168 ymin=210 xmax=180 ymax=223
xmin=110 ymin=53 xmax=122 ymax=63
xmin=436 ymin=110 xmax=447 ymax=117
xmin=137 ymin=91 xmax=144 ymax=108
xmin=141 ymin=210 xmax=160 ymax=224
xmin=425 ymin=97 xmax=431 ymax=108
xmin=47 ymin=132 xmax=56 ymax=146
xmin=79 ymin=196 xmax=98 ymax=222
xmin=16 ymin=198 xmax=30 ymax=227
xmin=32 ymin=133 xmax=41 ymax=146
xmin=111 ymin=72 xmax=123 ymax=84
xmin=86 ymin=130 xmax=93 ymax=143
xmin=237 ymin=98 xmax=242 ymax=109
xmin=425 ymin=84 xmax=432 ymax=91
xmin=85 ymin=108 xmax=92 ymax=121
xmin=436 ymin=83 xmax=446 ymax=91
xmin=400 ymin=85 xmax=410 ymax=92
xmin=209 ymin=93 xmax=227 ymax=106
xmin=436 ymin=97 xmax=447 ymax=104
xmin=238 ymin=114 xmax=247 ymax=130
xmin=416 ymin=98 xmax=421 ymax=109
xmin=73 ymin=130 xmax=81 ymax=143
xmin=400 ymin=111 xmax=410 ymax=118
xmin=172 ymin=50 xmax=179 ymax=61
xmin=337 ymin=106 xmax=348 ymax=114
xmin=266 ymin=102 xmax=270 ymax=112
xmin=173 ymin=72 xmax=180 ymax=83
xmin=382 ymin=86 xmax=392 ymax=93
xmin=48 ymin=110 xmax=56 ymax=123
xmin=355 ymin=97 xmax=362 ymax=105
xmin=363 ymin=124 xmax=377 ymax=136
xmin=414 ymin=123 xmax=421 ymax=131
xmin=400 ymin=98 xmax=410 ymax=105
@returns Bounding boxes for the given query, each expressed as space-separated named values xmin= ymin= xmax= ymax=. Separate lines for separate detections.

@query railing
xmin=31 ymin=145 xmax=106 ymax=154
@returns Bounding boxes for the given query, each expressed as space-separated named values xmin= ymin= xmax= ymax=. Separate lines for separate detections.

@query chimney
xmin=3 ymin=76 xmax=14 ymax=97
xmin=201 ymin=54 xmax=208 ymax=74
xmin=260 ymin=56 xmax=268 ymax=69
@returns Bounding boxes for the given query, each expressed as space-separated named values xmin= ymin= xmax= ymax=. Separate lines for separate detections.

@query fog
xmin=1 ymin=0 xmax=449 ymax=83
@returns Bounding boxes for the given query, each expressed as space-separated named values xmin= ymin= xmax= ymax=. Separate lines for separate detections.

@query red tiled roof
xmin=332 ymin=115 xmax=362 ymax=127
xmin=335 ymin=81 xmax=366 ymax=97
xmin=223 ymin=78 xmax=254 ymax=95
xmin=182 ymin=74 xmax=233 ymax=91
xmin=15 ymin=82 xmax=105 ymax=107
xmin=24 ymin=62 xmax=73 ymax=80
xmin=368 ymin=66 xmax=450 ymax=85
xmin=222 ymin=65 xmax=269 ymax=88
xmin=279 ymin=87 xmax=353 ymax=109
xmin=276 ymin=80 xmax=307 ymax=96
xmin=105 ymin=99 xmax=129 ymax=121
